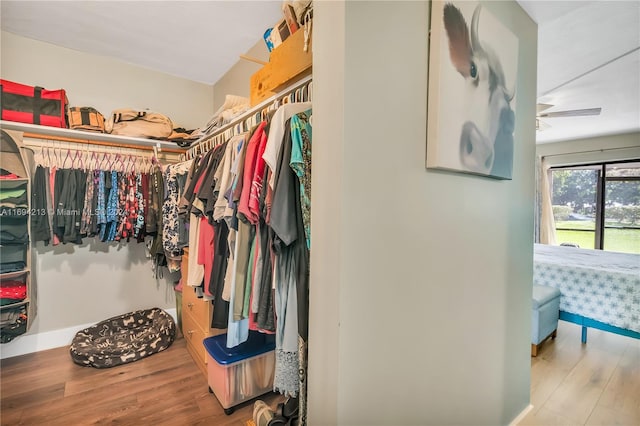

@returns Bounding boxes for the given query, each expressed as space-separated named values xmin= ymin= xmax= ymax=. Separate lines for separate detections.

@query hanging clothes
xmin=29 ymin=146 xmax=167 ymax=274
xmin=290 ymin=110 xmax=312 ymax=249
xmin=162 ymin=97 xmax=313 ymax=414
xmin=162 ymin=160 xmax=192 ymax=267
xmin=147 ymin=166 xmax=166 ymax=277
xmin=270 ymin=118 xmax=308 ymax=397
xmin=262 ymin=102 xmax=312 ymax=190
xmin=79 ymin=170 xmax=94 ymax=237
xmin=30 ymin=165 xmax=51 ymax=245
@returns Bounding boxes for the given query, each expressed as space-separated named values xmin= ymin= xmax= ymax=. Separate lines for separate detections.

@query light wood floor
xmin=2 ymin=322 xmax=638 ymax=425
xmin=0 ymin=337 xmax=283 ymax=426
xmin=521 ymin=320 xmax=640 ymax=426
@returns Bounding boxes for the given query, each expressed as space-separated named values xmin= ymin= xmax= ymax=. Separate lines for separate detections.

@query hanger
xmin=146 ymin=154 xmax=154 ymax=173
xmin=130 ymin=155 xmax=137 ymax=173
xmin=140 ymin=155 xmax=149 ymax=174
xmin=89 ymin=151 xmax=99 ymax=171
xmin=150 ymin=148 xmax=161 ymax=173
xmin=36 ymin=146 xmax=45 ymax=167
xmin=127 ymin=154 xmax=135 ymax=173
xmin=62 ymin=149 xmax=72 ymax=169
xmin=71 ymin=149 xmax=78 ymax=169
xmin=104 ymin=153 xmax=114 ymax=171
xmin=124 ymin=154 xmax=129 ymax=173
xmin=52 ymin=144 xmax=60 ymax=168
xmin=114 ymin=154 xmax=122 ymax=172
xmin=43 ymin=146 xmax=50 ymax=168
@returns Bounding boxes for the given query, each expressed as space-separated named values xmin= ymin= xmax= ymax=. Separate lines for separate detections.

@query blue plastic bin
xmin=203 ymin=331 xmax=276 ymax=414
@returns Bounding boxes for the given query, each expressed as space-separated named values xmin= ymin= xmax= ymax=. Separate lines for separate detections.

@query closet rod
xmin=187 ymin=74 xmax=312 ymax=158
xmin=22 ymin=132 xmax=186 ymax=154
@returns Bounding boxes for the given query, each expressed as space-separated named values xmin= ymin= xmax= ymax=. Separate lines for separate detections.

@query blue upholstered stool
xmin=531 ymin=284 xmax=561 ymax=356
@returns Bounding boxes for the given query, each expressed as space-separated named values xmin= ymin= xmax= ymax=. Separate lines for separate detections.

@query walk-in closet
xmin=1 ymin=1 xmax=544 ymax=425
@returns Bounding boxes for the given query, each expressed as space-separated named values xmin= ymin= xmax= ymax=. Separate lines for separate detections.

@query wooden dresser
xmin=181 ymin=248 xmax=224 ymax=376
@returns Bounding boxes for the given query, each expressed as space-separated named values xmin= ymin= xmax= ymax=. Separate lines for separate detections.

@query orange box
xmin=250 ymin=28 xmax=312 ymax=106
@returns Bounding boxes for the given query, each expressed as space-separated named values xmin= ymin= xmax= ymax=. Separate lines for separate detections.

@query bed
xmin=533 ymin=243 xmax=640 ymax=343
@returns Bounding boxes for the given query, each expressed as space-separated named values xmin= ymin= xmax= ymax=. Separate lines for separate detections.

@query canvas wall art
xmin=426 ymin=1 xmax=519 ymax=180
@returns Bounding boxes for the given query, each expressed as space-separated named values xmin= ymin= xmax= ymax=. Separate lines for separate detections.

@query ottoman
xmin=531 ymin=284 xmax=561 ymax=356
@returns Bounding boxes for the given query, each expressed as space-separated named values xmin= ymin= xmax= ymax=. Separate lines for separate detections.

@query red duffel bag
xmin=0 ymin=79 xmax=68 ymax=128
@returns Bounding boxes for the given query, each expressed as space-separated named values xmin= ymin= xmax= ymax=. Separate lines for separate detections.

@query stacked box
xmin=204 ymin=331 xmax=276 ymax=413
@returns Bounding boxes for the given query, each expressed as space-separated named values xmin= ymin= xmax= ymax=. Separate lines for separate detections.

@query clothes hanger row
xmin=35 ymin=143 xmax=157 ymax=174
xmin=185 ymin=79 xmax=313 ymax=161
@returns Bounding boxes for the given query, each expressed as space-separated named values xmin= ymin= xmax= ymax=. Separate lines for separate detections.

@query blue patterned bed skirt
xmin=534 ymin=244 xmax=640 ymax=340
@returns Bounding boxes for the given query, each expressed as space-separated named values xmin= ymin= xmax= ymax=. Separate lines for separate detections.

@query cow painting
xmin=427 ymin=1 xmax=519 ymax=180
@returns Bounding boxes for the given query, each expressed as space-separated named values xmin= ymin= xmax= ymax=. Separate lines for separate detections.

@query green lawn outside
xmin=555 ymin=220 xmax=595 ymax=230
xmin=555 ymin=221 xmax=640 ymax=254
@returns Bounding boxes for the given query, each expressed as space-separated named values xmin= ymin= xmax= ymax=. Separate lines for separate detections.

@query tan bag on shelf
xmin=68 ymin=107 xmax=106 ymax=133
xmin=105 ymin=108 xmax=173 ymax=138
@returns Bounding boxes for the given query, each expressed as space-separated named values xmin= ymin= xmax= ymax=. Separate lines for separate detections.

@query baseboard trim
xmin=0 ymin=308 xmax=178 ymax=360
xmin=509 ymin=404 xmax=534 ymax=425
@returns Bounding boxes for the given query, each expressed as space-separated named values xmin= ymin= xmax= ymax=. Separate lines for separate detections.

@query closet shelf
xmin=0 ymin=121 xmax=186 ymax=153
xmin=0 ymin=299 xmax=29 ymax=310
xmin=0 ymin=269 xmax=30 ymax=279
xmin=0 ymin=178 xmax=29 ymax=188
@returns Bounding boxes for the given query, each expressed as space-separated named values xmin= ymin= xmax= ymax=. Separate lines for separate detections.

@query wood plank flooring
xmin=520 ymin=320 xmax=640 ymax=426
xmin=0 ymin=337 xmax=283 ymax=426
xmin=2 ymin=321 xmax=638 ymax=425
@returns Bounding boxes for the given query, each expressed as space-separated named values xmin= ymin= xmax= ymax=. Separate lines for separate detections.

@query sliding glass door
xmin=549 ymin=161 xmax=639 ymax=254
xmin=603 ymin=162 xmax=640 ymax=253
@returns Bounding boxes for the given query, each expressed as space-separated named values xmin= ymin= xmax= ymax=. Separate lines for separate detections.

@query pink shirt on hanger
xmin=237 ymin=121 xmax=267 ymax=225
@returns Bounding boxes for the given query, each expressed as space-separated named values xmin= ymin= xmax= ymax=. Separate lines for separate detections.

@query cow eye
xmin=470 ymin=61 xmax=478 ymax=79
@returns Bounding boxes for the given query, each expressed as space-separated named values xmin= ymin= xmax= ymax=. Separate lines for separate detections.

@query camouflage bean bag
xmin=70 ymin=308 xmax=176 ymax=368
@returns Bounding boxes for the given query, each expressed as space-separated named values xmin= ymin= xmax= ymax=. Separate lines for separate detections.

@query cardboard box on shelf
xmin=250 ymin=27 xmax=312 ymax=106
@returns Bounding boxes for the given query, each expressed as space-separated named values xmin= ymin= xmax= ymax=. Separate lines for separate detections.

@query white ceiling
xmin=517 ymin=0 xmax=640 ymax=143
xmin=2 ymin=1 xmax=639 ymax=145
xmin=0 ymin=0 xmax=283 ymax=85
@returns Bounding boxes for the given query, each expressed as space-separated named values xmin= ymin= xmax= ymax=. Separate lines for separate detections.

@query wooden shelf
xmin=0 ymin=120 xmax=186 ymax=153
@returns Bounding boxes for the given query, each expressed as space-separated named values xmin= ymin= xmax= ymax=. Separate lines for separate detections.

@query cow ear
xmin=443 ymin=3 xmax=471 ymax=78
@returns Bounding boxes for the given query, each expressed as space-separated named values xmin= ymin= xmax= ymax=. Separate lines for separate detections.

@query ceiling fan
xmin=536 ymin=103 xmax=602 ymax=131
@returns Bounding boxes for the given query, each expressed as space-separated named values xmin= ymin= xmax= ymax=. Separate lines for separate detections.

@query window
xmin=549 ymin=160 xmax=640 ymax=254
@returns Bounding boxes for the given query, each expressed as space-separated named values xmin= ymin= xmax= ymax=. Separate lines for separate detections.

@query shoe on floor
xmin=254 ymin=400 xmax=275 ymax=426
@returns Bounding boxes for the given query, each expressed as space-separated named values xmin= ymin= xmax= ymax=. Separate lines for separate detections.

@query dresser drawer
xmin=182 ymin=285 xmax=211 ymax=326
xmin=182 ymin=309 xmax=208 ymax=366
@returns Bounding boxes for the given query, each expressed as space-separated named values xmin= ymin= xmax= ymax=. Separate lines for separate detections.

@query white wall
xmin=309 ymin=1 xmax=537 ymax=424
xmin=1 ymin=31 xmax=214 ymax=130
xmin=537 ymin=131 xmax=640 ymax=166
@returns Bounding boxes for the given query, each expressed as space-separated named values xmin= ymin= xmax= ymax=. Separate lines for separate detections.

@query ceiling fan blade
xmin=536 ymin=118 xmax=552 ymax=131
xmin=536 ymin=103 xmax=554 ymax=114
xmin=539 ymin=107 xmax=602 ymax=118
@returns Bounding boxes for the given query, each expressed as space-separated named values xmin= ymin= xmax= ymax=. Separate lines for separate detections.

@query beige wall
xmin=31 ymin=242 xmax=179 ymax=332
xmin=307 ymin=1 xmax=344 ymax=423
xmin=0 ymin=31 xmax=205 ymax=354
xmin=212 ymin=39 xmax=270 ymax=111
xmin=1 ymin=31 xmax=214 ymax=129
xmin=309 ymin=1 xmax=537 ymax=423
